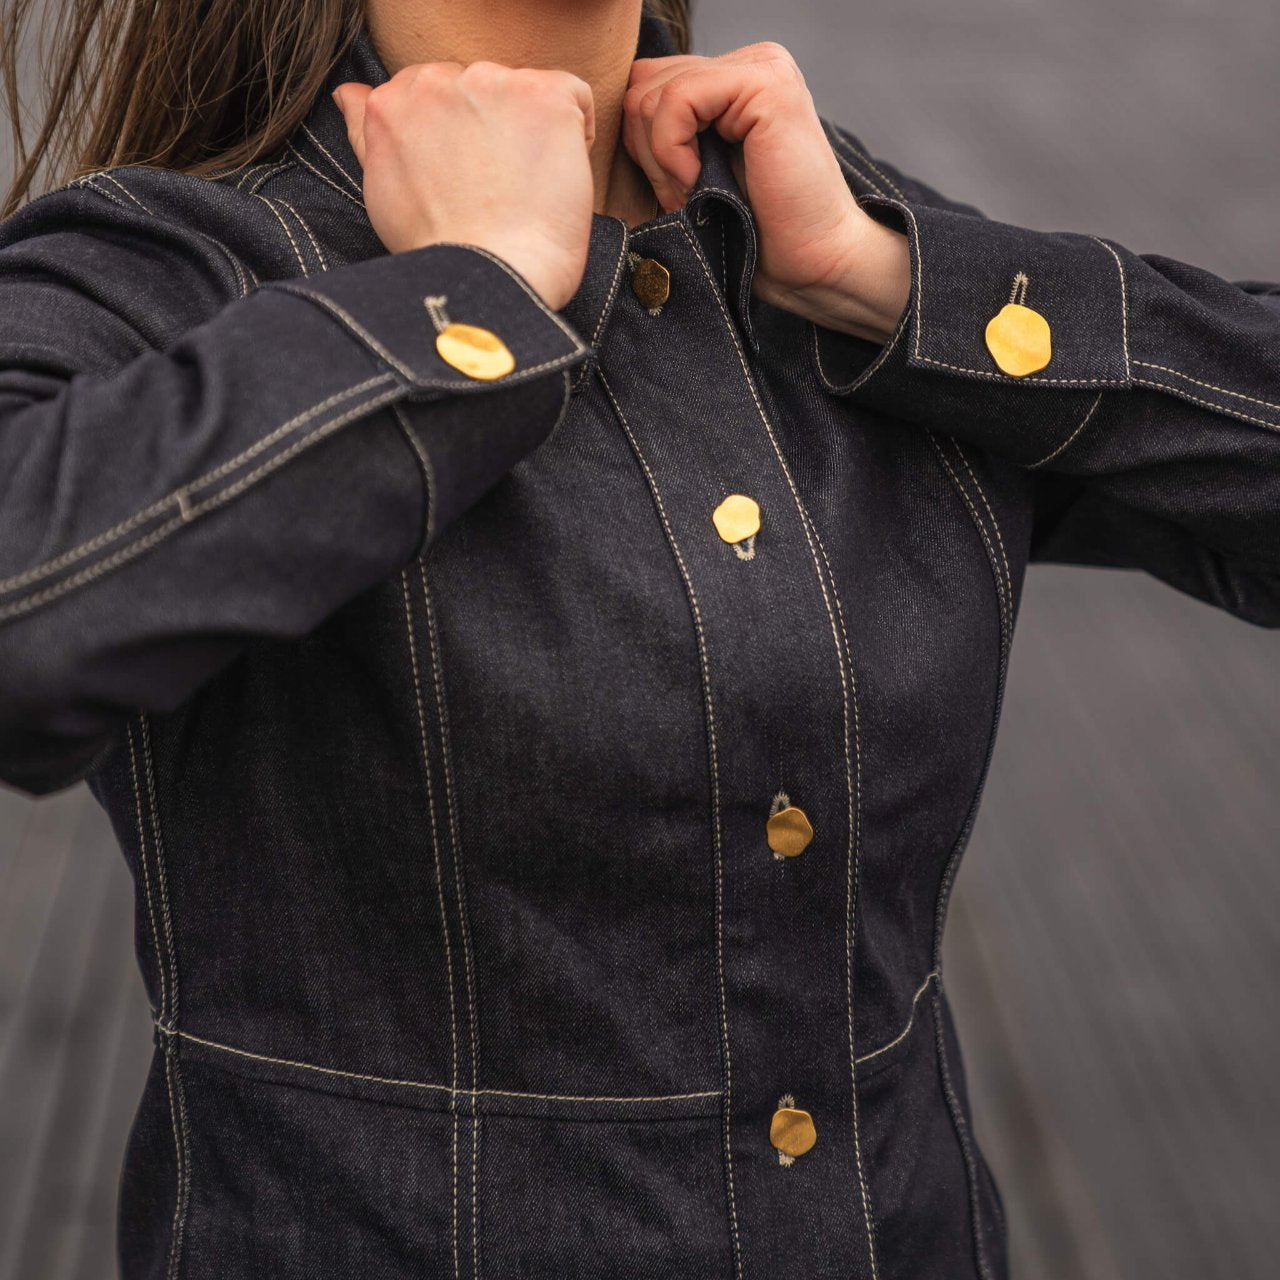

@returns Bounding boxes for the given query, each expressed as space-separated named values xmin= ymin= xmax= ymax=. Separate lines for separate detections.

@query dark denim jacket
xmin=2 ymin=10 xmax=1278 ymax=1280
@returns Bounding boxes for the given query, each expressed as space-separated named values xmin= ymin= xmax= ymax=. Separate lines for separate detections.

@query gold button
xmin=631 ymin=257 xmax=670 ymax=310
xmin=435 ymin=322 xmax=516 ymax=380
xmin=984 ymin=303 xmax=1051 ymax=377
xmin=770 ymin=1107 xmax=817 ymax=1158
xmin=767 ymin=806 xmax=813 ymax=857
xmin=712 ymin=494 xmax=760 ymax=545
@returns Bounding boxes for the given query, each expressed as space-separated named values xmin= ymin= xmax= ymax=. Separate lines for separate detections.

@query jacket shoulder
xmin=817 ymin=114 xmax=987 ymax=219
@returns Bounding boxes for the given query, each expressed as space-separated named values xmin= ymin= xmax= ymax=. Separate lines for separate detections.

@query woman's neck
xmin=365 ymin=0 xmax=659 ymax=224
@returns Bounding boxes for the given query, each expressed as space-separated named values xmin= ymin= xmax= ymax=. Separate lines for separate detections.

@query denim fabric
xmin=1 ymin=9 xmax=1278 ymax=1279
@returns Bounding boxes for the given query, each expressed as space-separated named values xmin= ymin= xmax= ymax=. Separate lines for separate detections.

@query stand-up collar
xmin=289 ymin=11 xmax=761 ymax=352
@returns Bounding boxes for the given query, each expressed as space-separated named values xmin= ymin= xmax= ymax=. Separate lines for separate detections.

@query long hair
xmin=0 ymin=0 xmax=694 ymax=219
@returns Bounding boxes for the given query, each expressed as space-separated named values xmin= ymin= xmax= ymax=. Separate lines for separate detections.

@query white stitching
xmin=427 ymin=242 xmax=589 ymax=350
xmin=855 ymin=971 xmax=940 ymax=1066
xmin=254 ymin=193 xmax=309 ymax=276
xmin=419 ymin=559 xmax=482 ymax=1280
xmin=1027 ymin=391 xmax=1105 ymax=468
xmin=933 ymin=991 xmax=995 ymax=1280
xmin=286 ymin=141 xmax=365 ymax=208
xmin=160 ymin=1026 xmax=721 ymax=1103
xmin=299 ymin=122 xmax=363 ymax=196
xmin=950 ymin=442 xmax=1012 ymax=626
xmin=895 ymin=200 xmax=1127 ymax=385
xmin=275 ymin=199 xmax=329 ymax=271
xmin=0 ymin=381 xmax=402 ymax=623
xmin=243 ymin=161 xmax=294 ymax=195
xmin=269 ymin=275 xmax=589 ymax=386
xmin=1133 ymin=373 xmax=1280 ymax=433
xmin=822 ymin=123 xmax=889 ymax=200
xmin=400 ymin=567 xmax=461 ymax=1278
xmin=663 ymin=218 xmax=881 ymax=1279
xmin=141 ymin=716 xmax=179 ymax=1022
xmin=390 ymin=404 xmax=438 ymax=550
xmin=0 ymin=376 xmax=392 ymax=602
xmin=160 ymin=1049 xmax=189 ymax=1280
xmin=77 ymin=174 xmax=254 ymax=298
xmin=1134 ymin=360 xmax=1280 ymax=416
xmin=829 ymin=124 xmax=907 ymax=201
xmin=596 ymin=369 xmax=744 ymax=1279
xmin=127 ymin=721 xmax=168 ymax=1021
xmin=926 ymin=434 xmax=1011 ymax=640
xmin=1090 ymin=236 xmax=1130 ymax=378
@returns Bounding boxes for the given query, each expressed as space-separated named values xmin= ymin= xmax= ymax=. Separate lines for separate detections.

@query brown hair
xmin=0 ymin=0 xmax=694 ymax=220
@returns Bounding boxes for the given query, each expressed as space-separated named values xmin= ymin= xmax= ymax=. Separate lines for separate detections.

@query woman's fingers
xmin=623 ymin=46 xmax=811 ymax=209
xmin=331 ymin=82 xmax=373 ymax=167
xmin=621 ymin=98 xmax=695 ymax=211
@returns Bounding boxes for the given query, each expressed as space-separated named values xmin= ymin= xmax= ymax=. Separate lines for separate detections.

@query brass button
xmin=435 ymin=322 xmax=516 ymax=380
xmin=770 ymin=1107 xmax=817 ymax=1158
xmin=631 ymin=257 xmax=670 ymax=310
xmin=767 ymin=806 xmax=813 ymax=858
xmin=712 ymin=494 xmax=760 ymax=545
xmin=984 ymin=303 xmax=1051 ymax=377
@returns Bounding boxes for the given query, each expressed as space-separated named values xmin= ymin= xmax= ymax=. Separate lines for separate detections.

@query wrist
xmin=761 ymin=217 xmax=911 ymax=346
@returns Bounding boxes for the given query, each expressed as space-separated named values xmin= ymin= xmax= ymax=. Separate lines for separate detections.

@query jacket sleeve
xmin=808 ymin=119 xmax=1280 ymax=630
xmin=0 ymin=181 xmax=591 ymax=796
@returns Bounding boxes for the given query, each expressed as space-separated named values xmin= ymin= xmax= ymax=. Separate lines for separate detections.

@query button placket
xmin=600 ymin=218 xmax=867 ymax=1271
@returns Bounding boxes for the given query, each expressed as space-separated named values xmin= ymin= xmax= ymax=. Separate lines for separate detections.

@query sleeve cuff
xmin=810 ymin=195 xmax=1132 ymax=465
xmin=263 ymin=241 xmax=591 ymax=397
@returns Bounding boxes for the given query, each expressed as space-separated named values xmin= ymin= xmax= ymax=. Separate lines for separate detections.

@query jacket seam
xmin=0 ymin=376 xmax=400 ymax=620
xmin=933 ymin=987 xmax=995 ymax=1280
xmin=274 ymin=197 xmax=330 ymax=271
xmin=400 ymin=565 xmax=463 ymax=1279
xmin=156 ymin=1026 xmax=722 ymax=1104
xmin=1133 ymin=359 xmax=1280 ymax=414
xmin=822 ymin=121 xmax=890 ymax=200
xmin=662 ymin=215 xmax=882 ymax=1280
xmin=298 ymin=121 xmax=363 ymax=196
xmin=1134 ymin=370 xmax=1280 ymax=433
xmin=390 ymin=404 xmax=438 ymax=552
xmin=596 ymin=368 xmax=744 ymax=1280
xmin=135 ymin=713 xmax=190 ymax=1279
xmin=854 ymin=970 xmax=941 ymax=1070
xmin=73 ymin=174 xmax=257 ymax=297
xmin=419 ymin=559 xmax=483 ymax=1280
xmin=828 ymin=122 xmax=908 ymax=201
xmin=1026 ymin=391 xmax=1106 ymax=468
xmin=0 ymin=374 xmax=389 ymax=599
xmin=919 ymin=440 xmax=1014 ymax=1280
xmin=286 ymin=140 xmax=365 ymax=208
xmin=253 ymin=192 xmax=311 ymax=276
xmin=926 ymin=435 xmax=1012 ymax=641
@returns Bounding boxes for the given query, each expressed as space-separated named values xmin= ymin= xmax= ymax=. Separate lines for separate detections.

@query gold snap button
xmin=631 ymin=257 xmax=671 ymax=310
xmin=984 ymin=303 xmax=1051 ymax=377
xmin=767 ymin=806 xmax=813 ymax=858
xmin=770 ymin=1107 xmax=817 ymax=1158
xmin=435 ymin=322 xmax=516 ymax=380
xmin=712 ymin=494 xmax=760 ymax=545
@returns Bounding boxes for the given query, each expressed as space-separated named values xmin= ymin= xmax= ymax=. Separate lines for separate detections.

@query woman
xmin=1 ymin=0 xmax=1277 ymax=1276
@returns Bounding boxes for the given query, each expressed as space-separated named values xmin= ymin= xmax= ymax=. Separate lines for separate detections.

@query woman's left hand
xmin=622 ymin=42 xmax=911 ymax=344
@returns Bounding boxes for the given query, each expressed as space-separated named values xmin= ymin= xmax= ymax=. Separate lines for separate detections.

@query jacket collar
xmin=290 ymin=11 xmax=760 ymax=352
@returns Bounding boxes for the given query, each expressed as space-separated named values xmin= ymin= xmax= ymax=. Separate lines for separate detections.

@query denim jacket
xmin=1 ymin=10 xmax=1278 ymax=1280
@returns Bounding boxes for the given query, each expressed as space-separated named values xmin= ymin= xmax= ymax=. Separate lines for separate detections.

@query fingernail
xmin=331 ymin=88 xmax=343 ymax=110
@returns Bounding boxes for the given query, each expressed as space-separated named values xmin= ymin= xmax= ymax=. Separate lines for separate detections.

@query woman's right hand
xmin=332 ymin=62 xmax=597 ymax=312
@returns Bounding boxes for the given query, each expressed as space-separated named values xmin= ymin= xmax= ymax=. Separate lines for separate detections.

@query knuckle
xmin=751 ymin=39 xmax=794 ymax=61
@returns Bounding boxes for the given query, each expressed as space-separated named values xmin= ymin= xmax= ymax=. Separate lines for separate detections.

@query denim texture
xmin=1 ymin=10 xmax=1277 ymax=1279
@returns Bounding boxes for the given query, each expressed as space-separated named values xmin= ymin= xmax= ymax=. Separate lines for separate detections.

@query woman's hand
xmin=622 ymin=42 xmax=911 ymax=344
xmin=333 ymin=62 xmax=596 ymax=311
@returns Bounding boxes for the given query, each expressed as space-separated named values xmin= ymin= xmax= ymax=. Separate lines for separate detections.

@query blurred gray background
xmin=2 ymin=0 xmax=1279 ymax=1276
